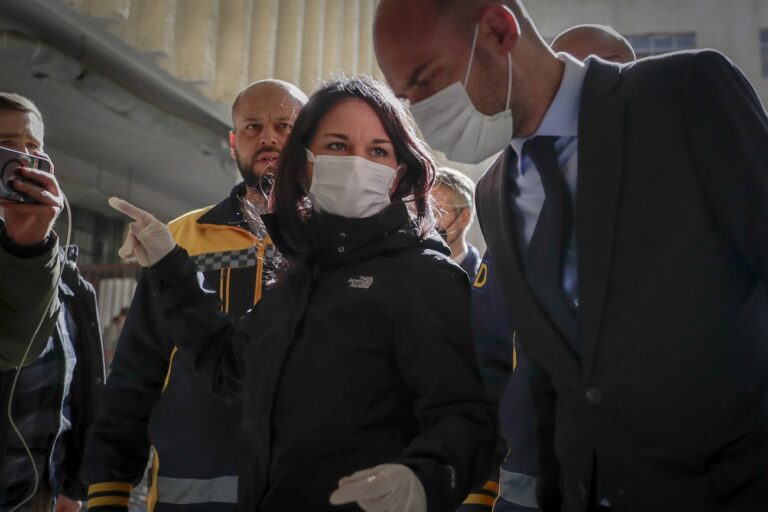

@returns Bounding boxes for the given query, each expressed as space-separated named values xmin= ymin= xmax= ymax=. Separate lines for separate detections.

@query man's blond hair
xmin=435 ymin=166 xmax=476 ymax=214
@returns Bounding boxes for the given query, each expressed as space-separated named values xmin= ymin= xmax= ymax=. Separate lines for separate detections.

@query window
xmin=56 ymin=205 xmax=127 ymax=265
xmin=761 ymin=30 xmax=768 ymax=77
xmin=626 ymin=33 xmax=697 ymax=59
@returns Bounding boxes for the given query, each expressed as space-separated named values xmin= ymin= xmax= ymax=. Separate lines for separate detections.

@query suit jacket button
xmin=585 ymin=387 xmax=602 ymax=404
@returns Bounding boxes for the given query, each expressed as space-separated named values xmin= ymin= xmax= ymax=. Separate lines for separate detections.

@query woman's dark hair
xmin=271 ymin=76 xmax=436 ymax=257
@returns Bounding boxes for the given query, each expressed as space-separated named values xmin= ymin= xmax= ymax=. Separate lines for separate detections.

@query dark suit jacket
xmin=475 ymin=51 xmax=768 ymax=512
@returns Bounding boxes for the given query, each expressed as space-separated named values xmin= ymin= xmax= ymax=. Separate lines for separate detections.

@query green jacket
xmin=0 ymin=220 xmax=61 ymax=369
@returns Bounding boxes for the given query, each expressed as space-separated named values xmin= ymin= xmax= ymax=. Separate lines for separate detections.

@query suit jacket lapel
xmin=576 ymin=59 xmax=626 ymax=382
xmin=477 ymin=148 xmax=581 ymax=379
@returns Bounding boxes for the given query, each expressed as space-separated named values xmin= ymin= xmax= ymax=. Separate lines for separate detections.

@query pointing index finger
xmin=108 ymin=197 xmax=150 ymax=222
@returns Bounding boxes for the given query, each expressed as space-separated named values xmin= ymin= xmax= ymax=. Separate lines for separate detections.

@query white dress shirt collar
xmin=510 ymin=53 xmax=589 ymax=156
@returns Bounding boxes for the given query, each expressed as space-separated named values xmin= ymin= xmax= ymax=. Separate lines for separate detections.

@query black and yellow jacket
xmin=82 ymin=183 xmax=278 ymax=511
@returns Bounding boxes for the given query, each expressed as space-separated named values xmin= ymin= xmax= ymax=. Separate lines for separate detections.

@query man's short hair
xmin=435 ymin=0 xmax=530 ymax=33
xmin=231 ymin=79 xmax=308 ymax=125
xmin=551 ymin=24 xmax=636 ymax=63
xmin=0 ymin=93 xmax=43 ymax=122
xmin=435 ymin=166 xmax=476 ymax=212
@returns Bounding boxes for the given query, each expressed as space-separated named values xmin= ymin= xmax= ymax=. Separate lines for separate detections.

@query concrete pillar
xmin=300 ymin=0 xmax=327 ymax=94
xmin=357 ymin=0 xmax=375 ymax=76
xmin=71 ymin=0 xmax=389 ymax=101
xmin=323 ymin=0 xmax=344 ymax=78
xmin=112 ymin=0 xmax=177 ymax=56
xmin=273 ymin=0 xmax=305 ymax=85
xmin=370 ymin=0 xmax=385 ymax=81
xmin=340 ymin=0 xmax=360 ymax=74
xmin=163 ymin=0 xmax=220 ymax=84
xmin=208 ymin=0 xmax=255 ymax=103
xmin=248 ymin=0 xmax=280 ymax=82
xmin=68 ymin=0 xmax=130 ymax=21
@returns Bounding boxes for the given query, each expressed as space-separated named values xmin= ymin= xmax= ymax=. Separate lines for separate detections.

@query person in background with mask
xmin=107 ymin=76 xmax=496 ymax=512
xmin=551 ymin=24 xmax=635 ymax=63
xmin=82 ymin=80 xmax=306 ymax=512
xmin=375 ymin=0 xmax=768 ymax=510
xmin=432 ymin=166 xmax=480 ymax=278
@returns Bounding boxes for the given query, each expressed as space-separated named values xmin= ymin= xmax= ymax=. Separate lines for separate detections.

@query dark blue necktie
xmin=523 ymin=136 xmax=580 ymax=351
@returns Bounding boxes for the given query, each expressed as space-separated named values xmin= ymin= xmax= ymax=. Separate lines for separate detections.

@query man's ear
xmin=479 ymin=4 xmax=521 ymax=54
xmin=458 ymin=206 xmax=473 ymax=230
xmin=229 ymin=131 xmax=237 ymax=160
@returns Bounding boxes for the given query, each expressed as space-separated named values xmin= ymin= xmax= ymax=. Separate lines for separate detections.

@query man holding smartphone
xmin=0 ymin=93 xmax=65 ymax=369
xmin=0 ymin=92 xmax=105 ymax=512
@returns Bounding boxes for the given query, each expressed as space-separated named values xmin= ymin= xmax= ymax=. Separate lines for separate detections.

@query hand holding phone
xmin=0 ymin=148 xmax=63 ymax=246
xmin=0 ymin=146 xmax=52 ymax=203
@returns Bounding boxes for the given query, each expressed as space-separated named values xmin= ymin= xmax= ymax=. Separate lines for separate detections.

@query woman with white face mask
xmin=107 ymin=76 xmax=496 ymax=512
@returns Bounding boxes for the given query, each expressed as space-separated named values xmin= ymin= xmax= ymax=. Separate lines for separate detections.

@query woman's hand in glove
xmin=108 ymin=197 xmax=176 ymax=267
xmin=329 ymin=464 xmax=427 ymax=512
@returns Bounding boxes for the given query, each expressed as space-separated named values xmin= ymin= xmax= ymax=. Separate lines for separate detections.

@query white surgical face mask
xmin=306 ymin=149 xmax=398 ymax=218
xmin=409 ymin=23 xmax=514 ymax=164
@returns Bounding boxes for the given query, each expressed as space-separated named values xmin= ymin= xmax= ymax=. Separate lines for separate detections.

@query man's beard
xmin=236 ymin=147 xmax=278 ymax=195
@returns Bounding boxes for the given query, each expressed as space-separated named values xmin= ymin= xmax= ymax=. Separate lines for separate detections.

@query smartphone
xmin=0 ymin=146 xmax=52 ymax=203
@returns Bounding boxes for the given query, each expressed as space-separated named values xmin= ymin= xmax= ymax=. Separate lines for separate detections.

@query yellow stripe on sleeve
xmin=483 ymin=480 xmax=500 ymax=494
xmin=88 ymin=482 xmax=132 ymax=494
xmin=87 ymin=496 xmax=131 ymax=508
xmin=462 ymin=493 xmax=496 ymax=506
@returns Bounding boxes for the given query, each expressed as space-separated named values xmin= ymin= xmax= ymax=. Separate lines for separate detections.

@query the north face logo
xmin=348 ymin=276 xmax=374 ymax=289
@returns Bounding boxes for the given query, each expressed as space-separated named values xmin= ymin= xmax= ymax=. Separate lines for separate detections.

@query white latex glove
xmin=54 ymin=495 xmax=82 ymax=512
xmin=329 ymin=464 xmax=427 ymax=512
xmin=108 ymin=197 xmax=175 ymax=267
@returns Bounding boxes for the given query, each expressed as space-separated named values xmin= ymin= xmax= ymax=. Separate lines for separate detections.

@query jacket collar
xmin=263 ymin=202 xmax=444 ymax=267
xmin=197 ymin=182 xmax=252 ymax=231
xmin=575 ymin=58 xmax=625 ymax=382
xmin=510 ymin=52 xmax=588 ymax=161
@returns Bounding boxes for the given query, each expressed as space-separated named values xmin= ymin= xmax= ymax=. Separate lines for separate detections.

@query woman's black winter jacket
xmin=148 ymin=203 xmax=497 ymax=511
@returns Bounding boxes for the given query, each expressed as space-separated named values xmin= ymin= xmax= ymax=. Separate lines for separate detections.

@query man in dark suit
xmin=374 ymin=1 xmax=768 ymax=511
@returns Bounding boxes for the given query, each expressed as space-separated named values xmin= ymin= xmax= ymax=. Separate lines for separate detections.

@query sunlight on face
xmin=231 ymin=86 xmax=301 ymax=180
xmin=0 ymin=110 xmax=44 ymax=154
xmin=306 ymin=98 xmax=398 ymax=184
xmin=432 ymin=184 xmax=460 ymax=228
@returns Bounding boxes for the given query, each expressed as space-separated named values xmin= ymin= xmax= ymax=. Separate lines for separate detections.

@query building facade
xmin=527 ymin=0 xmax=768 ymax=104
xmin=2 ymin=0 xmax=767 ymax=260
xmin=455 ymin=0 xmax=768 ymax=254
